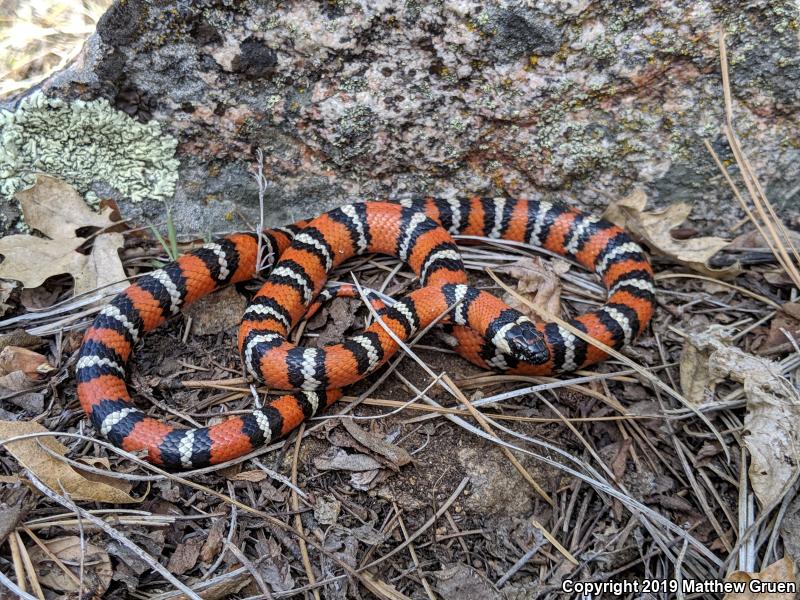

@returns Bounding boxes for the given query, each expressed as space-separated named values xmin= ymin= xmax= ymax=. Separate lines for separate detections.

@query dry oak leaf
xmin=603 ymin=189 xmax=741 ymax=279
xmin=0 ymin=174 xmax=127 ymax=297
xmin=28 ymin=535 xmax=112 ymax=598
xmin=0 ymin=420 xmax=139 ymax=503
xmin=679 ymin=327 xmax=800 ymax=508
xmin=724 ymin=556 xmax=797 ymax=600
xmin=499 ymin=256 xmax=569 ymax=319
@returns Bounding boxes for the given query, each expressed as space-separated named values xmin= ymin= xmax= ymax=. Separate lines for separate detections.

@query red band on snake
xmin=76 ymin=197 xmax=655 ymax=469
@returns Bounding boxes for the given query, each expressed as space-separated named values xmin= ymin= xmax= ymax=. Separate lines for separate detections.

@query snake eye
xmin=506 ymin=320 xmax=549 ymax=365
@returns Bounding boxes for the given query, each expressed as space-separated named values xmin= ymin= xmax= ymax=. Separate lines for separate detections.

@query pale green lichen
xmin=337 ymin=78 xmax=366 ymax=93
xmin=264 ymin=94 xmax=283 ymax=110
xmin=448 ymin=116 xmax=468 ymax=133
xmin=0 ymin=91 xmax=179 ymax=205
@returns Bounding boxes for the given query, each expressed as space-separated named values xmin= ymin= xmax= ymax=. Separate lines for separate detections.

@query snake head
xmin=506 ymin=319 xmax=549 ymax=365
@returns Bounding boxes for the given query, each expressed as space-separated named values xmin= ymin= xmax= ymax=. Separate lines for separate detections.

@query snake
xmin=76 ymin=197 xmax=656 ymax=469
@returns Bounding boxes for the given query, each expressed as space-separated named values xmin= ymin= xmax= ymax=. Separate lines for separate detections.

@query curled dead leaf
xmin=434 ymin=563 xmax=502 ymax=600
xmin=350 ymin=468 xmax=384 ymax=491
xmin=309 ymin=296 xmax=358 ymax=346
xmin=166 ymin=537 xmax=203 ymax=575
xmin=680 ymin=327 xmax=800 ymax=507
xmin=341 ymin=419 xmax=411 ymax=468
xmin=724 ymin=556 xmax=796 ymax=600
xmin=256 ymin=536 xmax=295 ymax=592
xmin=0 ymin=420 xmax=140 ymax=503
xmin=603 ymin=189 xmax=741 ymax=279
xmin=0 ymin=175 xmax=128 ymax=299
xmin=28 ymin=535 xmax=113 ymax=598
xmin=313 ymin=448 xmax=383 ymax=472
xmin=499 ymin=256 xmax=569 ymax=319
xmin=679 ymin=327 xmax=734 ymax=405
xmin=183 ymin=284 xmax=247 ymax=335
xmin=17 ymin=175 xmax=121 ymax=238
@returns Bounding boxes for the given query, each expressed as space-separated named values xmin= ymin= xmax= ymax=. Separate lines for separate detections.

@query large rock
xmin=5 ymin=0 xmax=800 ymax=235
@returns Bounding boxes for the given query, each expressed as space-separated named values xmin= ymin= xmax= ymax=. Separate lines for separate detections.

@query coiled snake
xmin=76 ymin=197 xmax=655 ymax=469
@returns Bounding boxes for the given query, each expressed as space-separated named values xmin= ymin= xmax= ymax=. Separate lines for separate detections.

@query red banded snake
xmin=76 ymin=197 xmax=655 ymax=469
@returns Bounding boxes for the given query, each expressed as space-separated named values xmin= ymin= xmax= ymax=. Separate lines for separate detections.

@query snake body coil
xmin=76 ymin=197 xmax=655 ymax=469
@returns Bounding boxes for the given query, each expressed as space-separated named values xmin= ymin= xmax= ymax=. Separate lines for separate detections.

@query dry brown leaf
xmin=28 ymin=535 xmax=112 ymax=598
xmin=341 ymin=419 xmax=412 ymax=467
xmin=184 ymin=284 xmax=247 ymax=335
xmin=17 ymin=175 xmax=118 ymax=239
xmin=0 ymin=175 xmax=127 ymax=297
xmin=230 ymin=469 xmax=267 ymax=482
xmin=679 ymin=327 xmax=734 ymax=405
xmin=350 ymin=468 xmax=383 ymax=491
xmin=199 ymin=518 xmax=227 ymax=564
xmin=783 ymin=302 xmax=800 ymax=321
xmin=314 ymin=494 xmax=342 ymax=525
xmin=680 ymin=327 xmax=800 ymax=507
xmin=159 ymin=571 xmax=251 ymax=600
xmin=0 ymin=346 xmax=53 ymax=378
xmin=433 ymin=563 xmax=502 ymax=600
xmin=724 ymin=556 xmax=796 ymax=600
xmin=764 ymin=270 xmax=795 ymax=286
xmin=85 ymin=232 xmax=129 ymax=292
xmin=313 ymin=448 xmax=383 ymax=472
xmin=0 ymin=370 xmax=38 ymax=393
xmin=0 ymin=231 xmax=126 ymax=297
xmin=166 ymin=537 xmax=203 ymax=575
xmin=603 ymin=189 xmax=741 ymax=279
xmin=0 ymin=420 xmax=139 ymax=503
xmin=0 ymin=280 xmax=15 ymax=317
xmin=361 ymin=571 xmax=414 ymax=600
xmin=760 ymin=308 xmax=800 ymax=355
xmin=0 ymin=329 xmax=43 ymax=352
xmin=500 ymin=256 xmax=568 ymax=319
xmin=310 ymin=296 xmax=358 ymax=346
xmin=256 ymin=536 xmax=295 ymax=592
xmin=4 ymin=390 xmax=44 ymax=413
xmin=729 ymin=229 xmax=800 ymax=251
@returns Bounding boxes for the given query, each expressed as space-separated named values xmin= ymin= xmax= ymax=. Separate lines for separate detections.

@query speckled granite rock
xmin=7 ymin=0 xmax=800 ymax=235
